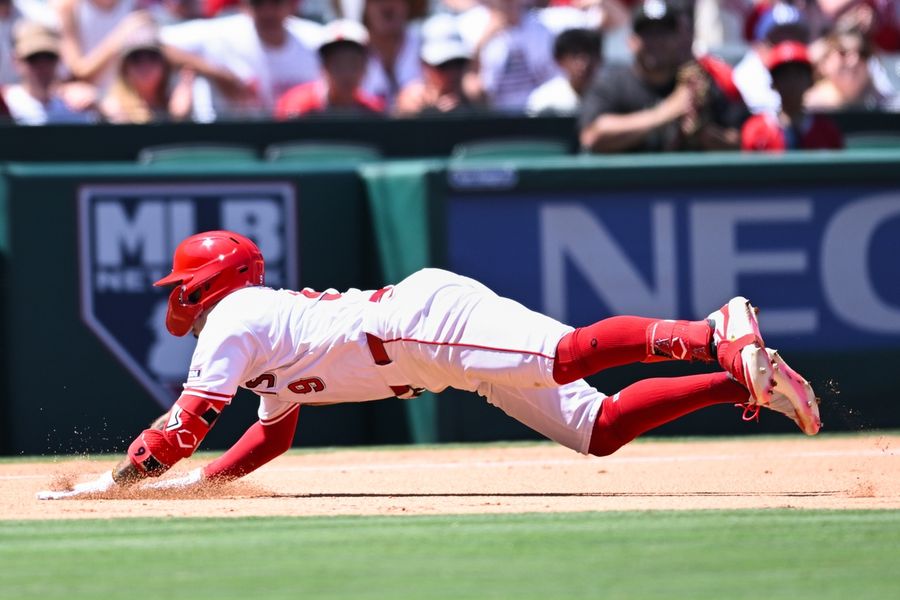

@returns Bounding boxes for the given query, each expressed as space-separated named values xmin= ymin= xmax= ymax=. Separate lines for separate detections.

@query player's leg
xmin=478 ymin=372 xmax=745 ymax=455
xmin=551 ymin=315 xmax=713 ymax=383
xmin=553 ymin=297 xmax=775 ymax=404
xmin=552 ymin=299 xmax=820 ymax=436
xmin=587 ymin=372 xmax=746 ymax=456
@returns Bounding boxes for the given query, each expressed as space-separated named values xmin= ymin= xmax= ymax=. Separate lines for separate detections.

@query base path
xmin=2 ymin=434 xmax=898 ymax=520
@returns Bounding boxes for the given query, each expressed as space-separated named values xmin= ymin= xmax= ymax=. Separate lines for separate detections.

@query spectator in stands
xmin=733 ymin=1 xmax=811 ymax=114
xmin=2 ymin=20 xmax=99 ymax=124
xmin=99 ymin=27 xmax=193 ymax=122
xmin=580 ymin=0 xmax=747 ymax=153
xmin=806 ymin=26 xmax=900 ymax=111
xmin=56 ymin=0 xmax=151 ymax=92
xmin=460 ymin=0 xmax=559 ymax=112
xmin=526 ymin=27 xmax=602 ymax=115
xmin=361 ymin=0 xmax=427 ymax=110
xmin=275 ymin=19 xmax=384 ymax=117
xmin=2 ymin=0 xmax=58 ymax=86
xmin=160 ymin=0 xmax=323 ymax=120
xmin=818 ymin=0 xmax=900 ymax=52
xmin=395 ymin=13 xmax=478 ymax=115
xmin=742 ymin=41 xmax=844 ymax=151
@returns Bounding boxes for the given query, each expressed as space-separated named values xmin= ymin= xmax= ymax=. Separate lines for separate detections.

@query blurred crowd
xmin=1 ymin=0 xmax=899 ymax=152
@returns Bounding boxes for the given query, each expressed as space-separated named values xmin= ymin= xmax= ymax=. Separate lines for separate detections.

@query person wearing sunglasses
xmin=100 ymin=26 xmax=194 ymax=123
xmin=2 ymin=20 xmax=99 ymax=124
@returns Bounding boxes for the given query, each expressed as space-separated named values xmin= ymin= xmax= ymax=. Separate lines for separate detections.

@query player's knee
xmin=587 ymin=433 xmax=625 ymax=457
xmin=587 ymin=415 xmax=627 ymax=457
xmin=552 ymin=330 xmax=582 ymax=385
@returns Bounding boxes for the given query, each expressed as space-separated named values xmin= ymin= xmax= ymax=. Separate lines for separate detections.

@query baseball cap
xmin=419 ymin=14 xmax=471 ymax=67
xmin=121 ymin=26 xmax=163 ymax=58
xmin=753 ymin=3 xmax=807 ymax=43
xmin=13 ymin=21 xmax=60 ymax=60
xmin=632 ymin=0 xmax=679 ymax=34
xmin=318 ymin=19 xmax=370 ymax=53
xmin=766 ymin=40 xmax=811 ymax=72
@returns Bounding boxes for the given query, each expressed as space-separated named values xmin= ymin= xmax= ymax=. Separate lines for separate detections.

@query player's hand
xmin=36 ymin=470 xmax=116 ymax=500
xmin=142 ymin=467 xmax=204 ymax=491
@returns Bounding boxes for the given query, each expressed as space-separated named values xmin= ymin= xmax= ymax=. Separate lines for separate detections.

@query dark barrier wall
xmin=364 ymin=151 xmax=900 ymax=442
xmin=0 ymin=163 xmax=409 ymax=455
xmin=0 ymin=115 xmax=578 ymax=162
xmin=0 ymin=111 xmax=897 ymax=162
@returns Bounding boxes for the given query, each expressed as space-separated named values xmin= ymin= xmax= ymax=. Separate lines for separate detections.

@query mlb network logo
xmin=78 ymin=182 xmax=298 ymax=409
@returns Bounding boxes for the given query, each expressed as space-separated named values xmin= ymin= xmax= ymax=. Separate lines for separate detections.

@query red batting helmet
xmin=154 ymin=231 xmax=265 ymax=336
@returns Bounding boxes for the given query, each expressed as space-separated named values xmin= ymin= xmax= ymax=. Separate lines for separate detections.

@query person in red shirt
xmin=741 ymin=41 xmax=844 ymax=152
xmin=275 ymin=19 xmax=385 ymax=119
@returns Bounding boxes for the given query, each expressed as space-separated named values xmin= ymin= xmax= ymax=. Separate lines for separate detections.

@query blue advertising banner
xmin=447 ymin=187 xmax=900 ymax=352
xmin=78 ymin=182 xmax=298 ymax=409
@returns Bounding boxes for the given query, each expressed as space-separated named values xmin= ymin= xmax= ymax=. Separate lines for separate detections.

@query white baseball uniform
xmin=184 ymin=268 xmax=605 ymax=453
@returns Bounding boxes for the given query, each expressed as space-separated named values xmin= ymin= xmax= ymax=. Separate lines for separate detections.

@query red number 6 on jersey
xmin=287 ymin=377 xmax=326 ymax=394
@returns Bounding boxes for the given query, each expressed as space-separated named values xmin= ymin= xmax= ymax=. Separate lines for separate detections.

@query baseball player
xmin=38 ymin=230 xmax=820 ymax=499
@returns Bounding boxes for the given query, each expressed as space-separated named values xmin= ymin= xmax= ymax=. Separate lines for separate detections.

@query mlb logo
xmin=78 ymin=182 xmax=298 ymax=409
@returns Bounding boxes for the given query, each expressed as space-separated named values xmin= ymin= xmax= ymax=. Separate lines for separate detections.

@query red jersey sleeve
xmin=741 ymin=114 xmax=786 ymax=152
xmin=275 ymin=82 xmax=324 ymax=120
xmin=698 ymin=55 xmax=743 ymax=104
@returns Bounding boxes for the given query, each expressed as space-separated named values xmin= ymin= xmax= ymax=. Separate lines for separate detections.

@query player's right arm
xmin=110 ymin=393 xmax=228 ymax=485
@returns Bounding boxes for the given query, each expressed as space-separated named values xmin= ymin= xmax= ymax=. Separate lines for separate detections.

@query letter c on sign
xmin=821 ymin=193 xmax=900 ymax=333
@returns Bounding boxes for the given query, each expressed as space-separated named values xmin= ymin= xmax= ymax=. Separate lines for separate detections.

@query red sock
xmin=588 ymin=372 xmax=747 ymax=456
xmin=553 ymin=316 xmax=713 ymax=384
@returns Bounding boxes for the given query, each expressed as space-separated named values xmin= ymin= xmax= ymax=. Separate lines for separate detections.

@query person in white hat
xmin=395 ymin=13 xmax=479 ymax=116
xmin=2 ymin=20 xmax=99 ymax=124
xmin=275 ymin=18 xmax=385 ymax=117
xmin=99 ymin=25 xmax=194 ymax=123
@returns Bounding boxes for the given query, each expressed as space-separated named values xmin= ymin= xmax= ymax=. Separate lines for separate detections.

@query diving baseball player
xmin=38 ymin=230 xmax=820 ymax=499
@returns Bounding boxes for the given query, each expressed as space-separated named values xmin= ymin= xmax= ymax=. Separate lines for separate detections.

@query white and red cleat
xmin=707 ymin=296 xmax=775 ymax=405
xmin=760 ymin=348 xmax=822 ymax=435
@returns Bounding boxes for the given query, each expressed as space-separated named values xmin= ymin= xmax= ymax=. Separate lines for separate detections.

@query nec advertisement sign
xmin=447 ymin=187 xmax=900 ymax=351
xmin=78 ymin=183 xmax=298 ymax=408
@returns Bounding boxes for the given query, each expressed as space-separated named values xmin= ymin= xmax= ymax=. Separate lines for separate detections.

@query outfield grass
xmin=1 ymin=510 xmax=897 ymax=600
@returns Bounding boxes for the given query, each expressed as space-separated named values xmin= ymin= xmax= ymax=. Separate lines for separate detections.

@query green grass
xmin=1 ymin=510 xmax=898 ymax=600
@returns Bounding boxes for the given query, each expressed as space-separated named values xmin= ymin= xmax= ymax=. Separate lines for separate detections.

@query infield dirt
xmin=2 ymin=434 xmax=898 ymax=520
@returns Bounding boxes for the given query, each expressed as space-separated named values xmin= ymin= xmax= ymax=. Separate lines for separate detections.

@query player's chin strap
xmin=122 ymin=394 xmax=226 ymax=480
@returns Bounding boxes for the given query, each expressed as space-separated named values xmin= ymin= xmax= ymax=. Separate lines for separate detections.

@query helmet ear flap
xmin=165 ymin=285 xmax=202 ymax=337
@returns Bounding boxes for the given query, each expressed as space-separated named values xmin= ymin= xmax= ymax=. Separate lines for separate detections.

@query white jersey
xmin=184 ymin=269 xmax=603 ymax=453
xmin=160 ymin=14 xmax=322 ymax=120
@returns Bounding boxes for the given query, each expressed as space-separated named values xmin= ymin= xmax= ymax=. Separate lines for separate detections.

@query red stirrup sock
xmin=553 ymin=316 xmax=714 ymax=384
xmin=588 ymin=372 xmax=747 ymax=456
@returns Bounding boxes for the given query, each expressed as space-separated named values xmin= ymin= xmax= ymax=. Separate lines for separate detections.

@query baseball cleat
xmin=762 ymin=348 xmax=821 ymax=435
xmin=707 ymin=297 xmax=774 ymax=404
